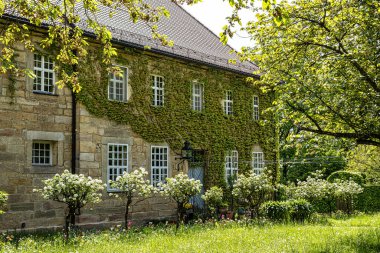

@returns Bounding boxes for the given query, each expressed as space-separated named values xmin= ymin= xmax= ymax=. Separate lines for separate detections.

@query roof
xmin=3 ymin=0 xmax=259 ymax=76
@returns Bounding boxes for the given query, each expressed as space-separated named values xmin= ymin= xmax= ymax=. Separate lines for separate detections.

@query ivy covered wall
xmin=76 ymin=47 xmax=279 ymax=189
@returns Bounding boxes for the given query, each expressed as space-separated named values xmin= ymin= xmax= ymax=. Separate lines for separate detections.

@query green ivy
xmin=76 ymin=48 xmax=279 ymax=189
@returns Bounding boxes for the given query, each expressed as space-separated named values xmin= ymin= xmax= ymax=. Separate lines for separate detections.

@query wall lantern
xmin=176 ymin=141 xmax=193 ymax=171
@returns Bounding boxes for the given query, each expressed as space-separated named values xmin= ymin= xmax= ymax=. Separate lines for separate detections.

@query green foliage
xmin=260 ymin=201 xmax=289 ymax=222
xmin=287 ymin=199 xmax=313 ymax=223
xmin=202 ymin=186 xmax=224 ymax=213
xmin=356 ymin=185 xmax=380 ymax=212
xmin=76 ymin=50 xmax=279 ymax=189
xmin=327 ymin=171 xmax=365 ymax=185
xmin=346 ymin=146 xmax=380 ymax=184
xmin=260 ymin=199 xmax=313 ymax=222
xmin=238 ymin=0 xmax=380 ymax=146
xmin=232 ymin=172 xmax=274 ymax=218
xmin=0 ymin=191 xmax=8 ymax=214
xmin=2 ymin=213 xmax=380 ymax=252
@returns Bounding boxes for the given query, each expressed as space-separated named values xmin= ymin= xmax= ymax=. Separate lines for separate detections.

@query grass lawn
xmin=1 ymin=213 xmax=380 ymax=253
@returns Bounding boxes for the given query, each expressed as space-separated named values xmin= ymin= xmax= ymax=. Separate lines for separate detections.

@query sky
xmin=182 ymin=0 xmax=254 ymax=51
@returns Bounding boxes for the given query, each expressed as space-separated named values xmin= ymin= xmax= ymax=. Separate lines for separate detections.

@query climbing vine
xmin=76 ymin=47 xmax=279 ymax=189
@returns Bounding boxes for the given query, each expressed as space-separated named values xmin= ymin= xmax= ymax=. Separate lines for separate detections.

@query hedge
xmin=327 ymin=171 xmax=365 ymax=185
xmin=356 ymin=185 xmax=380 ymax=212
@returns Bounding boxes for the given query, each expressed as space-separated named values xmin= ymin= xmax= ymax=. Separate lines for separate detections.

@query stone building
xmin=0 ymin=1 xmax=278 ymax=231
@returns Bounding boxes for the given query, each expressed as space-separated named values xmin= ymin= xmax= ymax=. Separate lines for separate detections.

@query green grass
xmin=1 ymin=213 xmax=380 ymax=253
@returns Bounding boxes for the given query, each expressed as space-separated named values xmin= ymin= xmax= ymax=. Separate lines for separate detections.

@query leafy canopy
xmin=226 ymin=0 xmax=380 ymax=146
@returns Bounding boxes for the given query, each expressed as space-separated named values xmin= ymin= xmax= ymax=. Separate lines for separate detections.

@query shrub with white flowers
xmin=333 ymin=179 xmax=363 ymax=214
xmin=202 ymin=186 xmax=224 ymax=216
xmin=159 ymin=173 xmax=202 ymax=228
xmin=34 ymin=170 xmax=104 ymax=237
xmin=288 ymin=171 xmax=363 ymax=214
xmin=109 ymin=167 xmax=156 ymax=229
xmin=232 ymin=172 xmax=274 ymax=218
xmin=0 ymin=191 xmax=8 ymax=215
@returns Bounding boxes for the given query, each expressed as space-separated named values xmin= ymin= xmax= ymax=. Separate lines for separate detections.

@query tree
xmin=0 ymin=0 xmax=200 ymax=92
xmin=158 ymin=173 xmax=202 ymax=228
xmin=346 ymin=145 xmax=380 ymax=184
xmin=109 ymin=167 xmax=156 ymax=230
xmin=232 ymin=172 xmax=274 ymax=218
xmin=34 ymin=170 xmax=104 ymax=240
xmin=225 ymin=0 xmax=380 ymax=146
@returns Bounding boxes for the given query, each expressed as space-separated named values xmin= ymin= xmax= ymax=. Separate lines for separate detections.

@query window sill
xmin=33 ymin=91 xmax=58 ymax=96
xmin=30 ymin=165 xmax=61 ymax=174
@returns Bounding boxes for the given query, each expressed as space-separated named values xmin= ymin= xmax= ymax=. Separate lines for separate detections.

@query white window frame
xmin=252 ymin=152 xmax=264 ymax=175
xmin=225 ymin=150 xmax=238 ymax=180
xmin=253 ymin=95 xmax=259 ymax=120
xmin=32 ymin=141 xmax=52 ymax=166
xmin=107 ymin=143 xmax=129 ymax=191
xmin=151 ymin=146 xmax=169 ymax=187
xmin=108 ymin=66 xmax=128 ymax=102
xmin=151 ymin=75 xmax=164 ymax=106
xmin=224 ymin=90 xmax=233 ymax=115
xmin=192 ymin=82 xmax=204 ymax=111
xmin=33 ymin=53 xmax=55 ymax=94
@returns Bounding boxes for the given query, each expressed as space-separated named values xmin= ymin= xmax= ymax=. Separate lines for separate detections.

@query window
xmin=252 ymin=152 xmax=264 ymax=175
xmin=32 ymin=142 xmax=52 ymax=165
xmin=224 ymin=90 xmax=233 ymax=115
xmin=253 ymin=96 xmax=259 ymax=120
xmin=225 ymin=150 xmax=238 ymax=179
xmin=109 ymin=67 xmax=128 ymax=102
xmin=192 ymin=82 xmax=204 ymax=111
xmin=33 ymin=54 xmax=55 ymax=94
xmin=151 ymin=146 xmax=168 ymax=187
xmin=151 ymin=75 xmax=164 ymax=106
xmin=107 ymin=144 xmax=129 ymax=189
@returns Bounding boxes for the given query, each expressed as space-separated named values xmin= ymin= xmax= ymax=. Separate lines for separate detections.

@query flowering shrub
xmin=202 ymin=186 xmax=224 ymax=216
xmin=34 ymin=170 xmax=104 ymax=237
xmin=109 ymin=167 xmax=156 ymax=229
xmin=0 ymin=191 xmax=8 ymax=214
xmin=287 ymin=171 xmax=363 ymax=214
xmin=159 ymin=173 xmax=202 ymax=228
xmin=232 ymin=172 xmax=274 ymax=218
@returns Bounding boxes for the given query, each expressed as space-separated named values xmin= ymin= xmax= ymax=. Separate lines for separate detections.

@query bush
xmin=232 ymin=172 xmax=274 ymax=219
xmin=202 ymin=186 xmax=224 ymax=215
xmin=327 ymin=171 xmax=365 ymax=185
xmin=356 ymin=185 xmax=380 ymax=212
xmin=260 ymin=201 xmax=289 ymax=222
xmin=159 ymin=173 xmax=202 ymax=228
xmin=0 ymin=191 xmax=8 ymax=214
xmin=288 ymin=199 xmax=313 ymax=222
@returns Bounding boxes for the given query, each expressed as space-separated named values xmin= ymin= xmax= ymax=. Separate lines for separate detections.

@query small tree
xmin=232 ymin=172 xmax=274 ymax=219
xmin=109 ymin=167 xmax=156 ymax=229
xmin=34 ymin=170 xmax=104 ymax=239
xmin=159 ymin=173 xmax=202 ymax=228
xmin=202 ymin=186 xmax=224 ymax=218
xmin=0 ymin=191 xmax=8 ymax=214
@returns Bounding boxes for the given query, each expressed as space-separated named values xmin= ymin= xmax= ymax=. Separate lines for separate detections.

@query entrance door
xmin=188 ymin=166 xmax=204 ymax=209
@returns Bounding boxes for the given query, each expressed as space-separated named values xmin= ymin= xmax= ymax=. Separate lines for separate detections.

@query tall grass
xmin=1 ymin=213 xmax=379 ymax=253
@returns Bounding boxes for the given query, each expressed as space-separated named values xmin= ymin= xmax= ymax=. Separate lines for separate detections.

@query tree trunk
xmin=125 ymin=197 xmax=132 ymax=230
xmin=64 ymin=207 xmax=76 ymax=242
xmin=176 ymin=202 xmax=183 ymax=230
